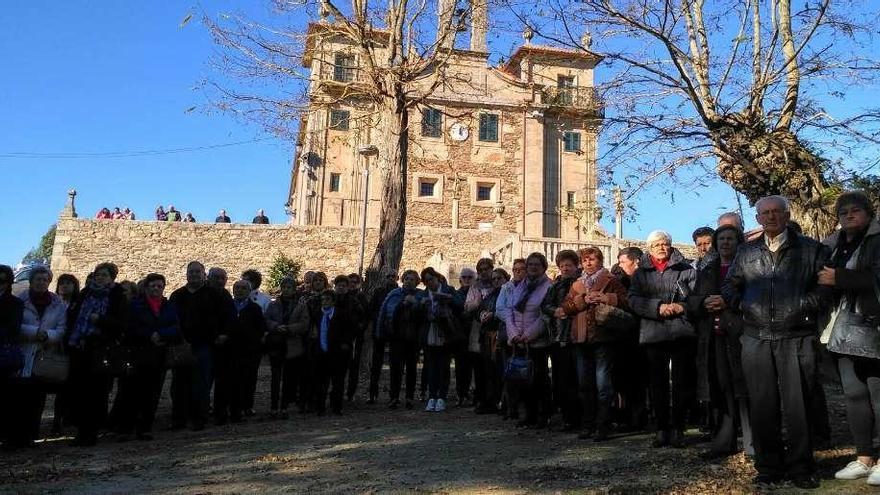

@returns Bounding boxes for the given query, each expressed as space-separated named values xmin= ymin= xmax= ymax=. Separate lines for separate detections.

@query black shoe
xmin=230 ymin=416 xmax=244 ymax=424
xmin=214 ymin=417 xmax=228 ymax=427
xmin=136 ymin=432 xmax=154 ymax=441
xmin=280 ymin=410 xmax=290 ymax=420
xmin=244 ymin=408 xmax=256 ymax=418
xmin=331 ymin=409 xmax=343 ymax=416
xmin=389 ymin=399 xmax=400 ymax=410
xmin=752 ymin=473 xmax=783 ymax=487
xmin=71 ymin=435 xmax=97 ymax=447
xmin=191 ymin=421 xmax=205 ymax=431
xmin=516 ymin=419 xmax=536 ymax=429
xmin=670 ymin=429 xmax=686 ymax=448
xmin=652 ymin=430 xmax=670 ymax=448
xmin=166 ymin=421 xmax=187 ymax=431
xmin=577 ymin=429 xmax=595 ymax=440
xmin=405 ymin=400 xmax=414 ymax=410
xmin=593 ymin=428 xmax=610 ymax=442
xmin=366 ymin=397 xmax=376 ymax=405
xmin=790 ymin=475 xmax=820 ymax=490
xmin=699 ymin=448 xmax=734 ymax=461
xmin=116 ymin=433 xmax=133 ymax=443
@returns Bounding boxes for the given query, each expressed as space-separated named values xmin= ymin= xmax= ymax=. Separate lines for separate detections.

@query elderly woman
xmin=117 ymin=273 xmax=178 ymax=441
xmin=65 ymin=262 xmax=127 ymax=446
xmin=506 ymin=252 xmax=553 ymax=428
xmin=687 ymin=225 xmax=750 ymax=458
xmin=5 ymin=266 xmax=65 ymax=448
xmin=542 ymin=250 xmax=581 ymax=430
xmin=464 ymin=258 xmax=496 ymax=413
xmin=818 ymin=191 xmax=880 ymax=485
xmin=419 ymin=267 xmax=462 ymax=412
xmin=376 ymin=270 xmax=424 ymax=409
xmin=562 ymin=246 xmax=629 ymax=441
xmin=265 ymin=276 xmax=310 ymax=418
xmin=629 ymin=230 xmax=697 ymax=448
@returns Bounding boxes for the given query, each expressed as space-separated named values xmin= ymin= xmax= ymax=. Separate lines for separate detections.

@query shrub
xmin=266 ymin=252 xmax=302 ymax=295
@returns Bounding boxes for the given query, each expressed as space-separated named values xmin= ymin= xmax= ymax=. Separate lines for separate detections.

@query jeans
xmin=741 ymin=335 xmax=817 ymax=477
xmin=575 ymin=343 xmax=615 ymax=431
xmin=425 ymin=346 xmax=451 ymax=400
xmin=389 ymin=339 xmax=419 ymax=401
xmin=835 ymin=353 xmax=880 ymax=457
xmin=644 ymin=338 xmax=696 ymax=431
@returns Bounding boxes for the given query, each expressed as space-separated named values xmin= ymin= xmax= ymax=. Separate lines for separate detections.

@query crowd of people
xmin=3 ymin=191 xmax=880 ymax=490
xmin=96 ymin=206 xmax=273 ymax=225
xmin=94 ymin=207 xmax=136 ymax=220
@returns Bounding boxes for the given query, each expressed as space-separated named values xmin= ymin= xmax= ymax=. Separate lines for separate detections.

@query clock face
xmin=449 ymin=122 xmax=469 ymax=141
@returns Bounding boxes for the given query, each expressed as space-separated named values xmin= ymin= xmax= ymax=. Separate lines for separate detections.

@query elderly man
xmin=722 ymin=195 xmax=831 ymax=489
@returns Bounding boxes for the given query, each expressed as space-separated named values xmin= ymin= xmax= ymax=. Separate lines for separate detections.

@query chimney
xmin=469 ymin=0 xmax=488 ymax=53
xmin=437 ymin=0 xmax=455 ymax=50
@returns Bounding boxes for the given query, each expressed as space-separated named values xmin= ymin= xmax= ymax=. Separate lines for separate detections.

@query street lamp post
xmin=357 ymin=145 xmax=379 ymax=277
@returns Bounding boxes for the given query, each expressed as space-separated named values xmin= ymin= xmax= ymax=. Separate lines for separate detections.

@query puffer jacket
xmin=18 ymin=291 xmax=66 ymax=378
xmin=628 ymin=249 xmax=697 ymax=344
xmin=541 ymin=276 xmax=577 ymax=344
xmin=505 ymin=275 xmax=553 ymax=347
xmin=822 ymin=219 xmax=880 ymax=358
xmin=375 ymin=287 xmax=424 ymax=341
xmin=722 ymin=227 xmax=831 ymax=340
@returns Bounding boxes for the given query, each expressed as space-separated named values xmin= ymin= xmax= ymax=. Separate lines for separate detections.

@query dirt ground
xmin=0 ymin=356 xmax=872 ymax=495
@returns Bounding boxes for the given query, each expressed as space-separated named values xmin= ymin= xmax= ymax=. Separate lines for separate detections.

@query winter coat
xmin=687 ymin=258 xmax=746 ymax=401
xmin=722 ymin=227 xmax=831 ymax=340
xmin=168 ymin=285 xmax=230 ymax=347
xmin=562 ymin=270 xmax=629 ymax=344
xmin=494 ymin=280 xmax=519 ymax=343
xmin=375 ymin=287 xmax=424 ymax=341
xmin=822 ymin=219 xmax=880 ymax=359
xmin=265 ymin=297 xmax=310 ymax=358
xmin=628 ymin=249 xmax=697 ymax=344
xmin=416 ymin=284 xmax=463 ymax=347
xmin=229 ymin=300 xmax=266 ymax=355
xmin=17 ymin=291 xmax=66 ymax=378
xmin=65 ymin=284 xmax=128 ymax=350
xmin=126 ymin=296 xmax=180 ymax=368
xmin=541 ymin=276 xmax=577 ymax=345
xmin=505 ymin=275 xmax=552 ymax=347
xmin=314 ymin=304 xmax=355 ymax=354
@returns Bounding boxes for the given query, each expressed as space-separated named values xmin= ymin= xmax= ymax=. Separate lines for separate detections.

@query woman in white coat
xmin=10 ymin=266 xmax=66 ymax=448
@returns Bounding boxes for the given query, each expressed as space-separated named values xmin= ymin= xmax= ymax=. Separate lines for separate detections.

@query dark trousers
xmin=616 ymin=341 xmax=648 ymax=429
xmin=425 ymin=346 xmax=451 ymax=400
xmin=315 ymin=349 xmax=348 ymax=413
xmin=551 ymin=343 xmax=581 ymax=426
xmin=270 ymin=355 xmax=305 ymax=410
xmin=6 ymin=379 xmax=46 ymax=446
xmin=346 ymin=328 xmax=365 ymax=400
xmin=117 ymin=362 xmax=164 ymax=435
xmin=496 ymin=343 xmax=513 ymax=415
xmin=389 ymin=339 xmax=419 ymax=401
xmin=452 ymin=341 xmax=473 ymax=401
xmin=835 ymin=353 xmax=880 ymax=457
xmin=709 ymin=334 xmax=752 ymax=454
xmin=69 ymin=348 xmax=112 ymax=441
xmin=369 ymin=337 xmax=388 ymax=400
xmin=171 ymin=345 xmax=212 ymax=426
xmin=213 ymin=347 xmax=243 ymax=421
xmin=742 ymin=335 xmax=817 ymax=477
xmin=240 ymin=353 xmax=261 ymax=412
xmin=575 ymin=343 xmax=616 ymax=431
xmin=644 ymin=338 xmax=697 ymax=431
xmin=472 ymin=351 xmax=487 ymax=406
xmin=524 ymin=346 xmax=552 ymax=423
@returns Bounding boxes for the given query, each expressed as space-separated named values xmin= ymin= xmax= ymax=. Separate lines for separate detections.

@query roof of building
xmin=302 ymin=22 xmax=391 ymax=67
xmin=502 ymin=44 xmax=603 ymax=74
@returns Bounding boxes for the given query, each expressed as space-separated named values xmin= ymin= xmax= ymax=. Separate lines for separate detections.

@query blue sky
xmin=0 ymin=2 xmax=761 ymax=267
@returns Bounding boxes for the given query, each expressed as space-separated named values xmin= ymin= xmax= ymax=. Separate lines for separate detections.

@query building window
xmin=329 ymin=110 xmax=350 ymax=130
xmin=478 ymin=113 xmax=499 ymax=142
xmin=329 ymin=173 xmax=341 ymax=192
xmin=557 ymin=75 xmax=575 ymax=105
xmin=563 ymin=131 xmax=582 ymax=152
xmin=422 ymin=108 xmax=442 ymax=137
xmin=333 ymin=53 xmax=356 ymax=83
xmin=419 ymin=179 xmax=436 ymax=197
xmin=477 ymin=184 xmax=494 ymax=202
xmin=567 ymin=191 xmax=576 ymax=208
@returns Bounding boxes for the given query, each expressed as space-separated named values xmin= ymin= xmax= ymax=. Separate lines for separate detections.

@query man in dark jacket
xmin=169 ymin=261 xmax=230 ymax=430
xmin=252 ymin=209 xmax=270 ymax=224
xmin=314 ymin=290 xmax=354 ymax=415
xmin=722 ymin=195 xmax=832 ymax=489
xmin=0 ymin=264 xmax=24 ymax=447
xmin=367 ymin=270 xmax=398 ymax=404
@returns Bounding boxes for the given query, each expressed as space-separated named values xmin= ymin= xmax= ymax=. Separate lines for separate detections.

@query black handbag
xmin=504 ymin=346 xmax=534 ymax=385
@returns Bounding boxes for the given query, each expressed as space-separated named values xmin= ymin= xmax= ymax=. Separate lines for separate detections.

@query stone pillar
xmin=469 ymin=0 xmax=488 ymax=52
xmin=61 ymin=189 xmax=78 ymax=218
xmin=438 ymin=0 xmax=455 ymax=50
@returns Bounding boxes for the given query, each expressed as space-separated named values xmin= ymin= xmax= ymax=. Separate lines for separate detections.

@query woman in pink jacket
xmin=505 ymin=252 xmax=553 ymax=428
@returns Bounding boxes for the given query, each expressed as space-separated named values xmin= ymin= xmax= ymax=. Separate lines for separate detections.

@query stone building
xmin=287 ymin=1 xmax=604 ymax=241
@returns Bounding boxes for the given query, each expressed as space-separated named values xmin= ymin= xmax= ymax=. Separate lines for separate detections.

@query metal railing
xmin=540 ymin=86 xmax=602 ymax=112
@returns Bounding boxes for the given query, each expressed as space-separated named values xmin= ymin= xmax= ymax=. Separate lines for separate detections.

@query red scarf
xmin=650 ymin=256 xmax=669 ymax=273
xmin=146 ymin=295 xmax=162 ymax=316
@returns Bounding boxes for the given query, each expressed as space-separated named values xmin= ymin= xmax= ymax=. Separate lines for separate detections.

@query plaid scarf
xmin=70 ymin=283 xmax=111 ymax=346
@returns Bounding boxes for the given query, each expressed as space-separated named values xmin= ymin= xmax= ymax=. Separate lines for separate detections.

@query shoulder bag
xmin=33 ymin=349 xmax=70 ymax=384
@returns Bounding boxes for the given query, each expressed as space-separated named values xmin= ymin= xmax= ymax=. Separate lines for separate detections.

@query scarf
xmin=650 ymin=256 xmax=669 ymax=273
xmin=146 ymin=295 xmax=162 ymax=316
xmin=70 ymin=283 xmax=111 ymax=346
xmin=579 ymin=268 xmax=607 ymax=290
xmin=514 ymin=276 xmax=544 ymax=313
xmin=320 ymin=306 xmax=335 ymax=352
xmin=29 ymin=290 xmax=52 ymax=318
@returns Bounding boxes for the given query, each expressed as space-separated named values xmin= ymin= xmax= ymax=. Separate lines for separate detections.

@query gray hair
xmin=28 ymin=266 xmax=53 ymax=284
xmin=717 ymin=211 xmax=744 ymax=231
xmin=207 ymin=267 xmax=227 ymax=278
xmin=646 ymin=230 xmax=673 ymax=247
xmin=755 ymin=195 xmax=791 ymax=213
xmin=460 ymin=267 xmax=477 ymax=278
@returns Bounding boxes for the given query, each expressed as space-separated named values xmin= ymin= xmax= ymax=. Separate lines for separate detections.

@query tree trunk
xmin=365 ymin=91 xmax=409 ymax=293
xmin=711 ymin=114 xmax=837 ymax=238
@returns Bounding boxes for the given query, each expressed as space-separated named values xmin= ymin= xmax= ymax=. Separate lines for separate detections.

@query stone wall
xmin=50 ymin=218 xmax=510 ymax=290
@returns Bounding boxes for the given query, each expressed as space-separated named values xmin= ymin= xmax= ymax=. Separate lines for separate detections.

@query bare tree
xmin=205 ymin=0 xmax=478 ymax=290
xmin=509 ymin=0 xmax=880 ymax=237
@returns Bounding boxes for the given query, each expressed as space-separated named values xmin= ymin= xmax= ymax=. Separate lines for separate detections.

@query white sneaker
xmin=425 ymin=399 xmax=436 ymax=412
xmin=435 ymin=398 xmax=446 ymax=412
xmin=835 ymin=460 xmax=871 ymax=480
xmin=868 ymin=464 xmax=880 ymax=485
